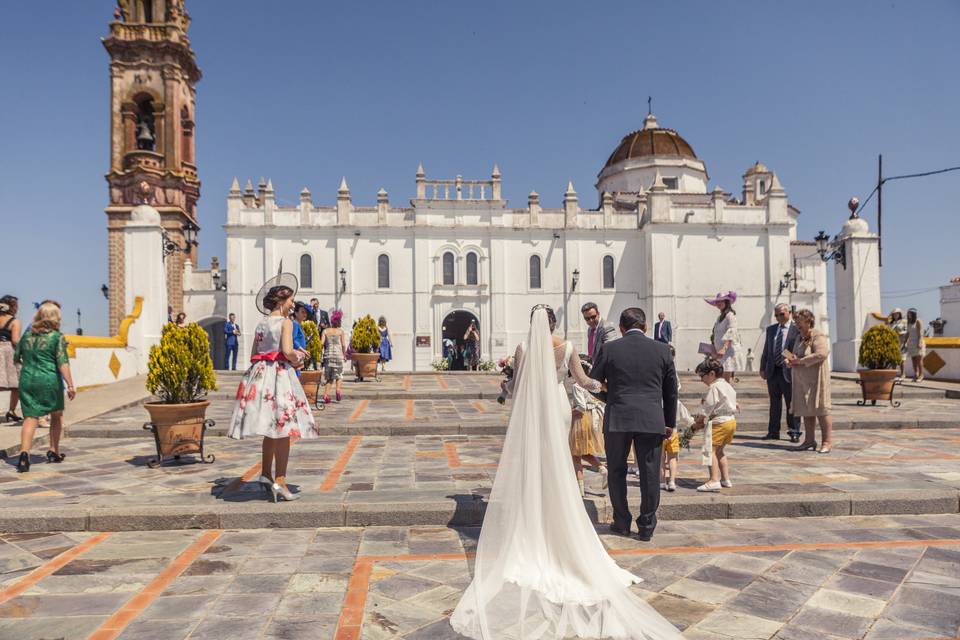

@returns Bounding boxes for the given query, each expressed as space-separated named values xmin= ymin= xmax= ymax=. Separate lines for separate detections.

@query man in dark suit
xmin=654 ymin=312 xmax=672 ymax=344
xmin=760 ymin=303 xmax=801 ymax=442
xmin=590 ymin=307 xmax=677 ymax=541
xmin=581 ymin=302 xmax=617 ymax=361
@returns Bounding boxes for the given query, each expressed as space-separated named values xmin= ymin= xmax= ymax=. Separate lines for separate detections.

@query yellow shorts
xmin=711 ymin=419 xmax=736 ymax=448
xmin=663 ymin=429 xmax=680 ymax=456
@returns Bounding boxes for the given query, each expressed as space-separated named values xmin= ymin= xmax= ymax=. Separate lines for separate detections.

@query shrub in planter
xmin=857 ymin=324 xmax=902 ymax=405
xmin=350 ymin=315 xmax=381 ymax=380
xmin=143 ymin=323 xmax=218 ymax=467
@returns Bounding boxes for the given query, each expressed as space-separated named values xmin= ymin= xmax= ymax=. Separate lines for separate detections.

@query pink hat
xmin=705 ymin=291 xmax=737 ymax=307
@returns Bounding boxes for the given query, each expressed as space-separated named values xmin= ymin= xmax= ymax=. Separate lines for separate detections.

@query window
xmin=662 ymin=177 xmax=679 ymax=190
xmin=466 ymin=252 xmax=478 ymax=285
xmin=602 ymin=256 xmax=615 ymax=289
xmin=378 ymin=254 xmax=390 ymax=289
xmin=529 ymin=255 xmax=542 ymax=289
xmin=299 ymin=254 xmax=313 ymax=289
xmin=442 ymin=252 xmax=455 ymax=285
xmin=759 ymin=180 xmax=767 ymax=195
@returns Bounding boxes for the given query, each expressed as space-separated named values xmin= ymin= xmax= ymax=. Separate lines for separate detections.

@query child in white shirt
xmin=692 ymin=358 xmax=737 ymax=492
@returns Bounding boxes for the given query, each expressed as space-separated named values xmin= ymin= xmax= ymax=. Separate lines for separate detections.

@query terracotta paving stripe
xmin=471 ymin=400 xmax=487 ymax=414
xmin=87 ymin=529 xmax=222 ymax=640
xmin=221 ymin=462 xmax=262 ymax=495
xmin=444 ymin=441 xmax=461 ymax=468
xmin=0 ymin=532 xmax=112 ymax=605
xmin=320 ymin=435 xmax=363 ymax=491
xmin=435 ymin=375 xmax=449 ymax=390
xmin=405 ymin=399 xmax=414 ymax=421
xmin=348 ymin=399 xmax=370 ymax=422
xmin=402 ymin=375 xmax=411 ymax=391
xmin=334 ymin=558 xmax=373 ymax=640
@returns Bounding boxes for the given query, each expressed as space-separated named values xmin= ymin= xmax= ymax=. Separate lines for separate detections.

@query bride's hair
xmin=530 ymin=304 xmax=557 ymax=332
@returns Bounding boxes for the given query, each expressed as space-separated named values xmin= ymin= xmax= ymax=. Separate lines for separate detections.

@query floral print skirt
xmin=227 ymin=360 xmax=319 ymax=440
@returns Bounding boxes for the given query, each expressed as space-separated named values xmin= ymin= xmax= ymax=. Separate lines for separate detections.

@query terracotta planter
xmin=856 ymin=369 xmax=901 ymax=407
xmin=142 ymin=400 xmax=215 ymax=467
xmin=300 ymin=369 xmax=323 ymax=401
xmin=352 ymin=352 xmax=380 ymax=381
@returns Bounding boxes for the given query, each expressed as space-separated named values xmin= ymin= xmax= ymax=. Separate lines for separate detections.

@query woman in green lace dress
xmin=15 ymin=302 xmax=76 ymax=473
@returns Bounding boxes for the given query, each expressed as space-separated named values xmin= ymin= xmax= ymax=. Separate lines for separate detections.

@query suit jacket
xmin=653 ymin=320 xmax=672 ymax=343
xmin=590 ymin=330 xmax=678 ymax=435
xmin=760 ymin=322 xmax=799 ymax=382
xmin=587 ymin=322 xmax=617 ymax=360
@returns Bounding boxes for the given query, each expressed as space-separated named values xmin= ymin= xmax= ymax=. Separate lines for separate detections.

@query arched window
xmin=529 ymin=255 xmax=542 ymax=289
xmin=300 ymin=254 xmax=313 ymax=289
xmin=442 ymin=252 xmax=455 ymax=285
xmin=466 ymin=252 xmax=478 ymax=285
xmin=602 ymin=256 xmax=615 ymax=289
xmin=134 ymin=96 xmax=156 ymax=151
xmin=378 ymin=254 xmax=390 ymax=289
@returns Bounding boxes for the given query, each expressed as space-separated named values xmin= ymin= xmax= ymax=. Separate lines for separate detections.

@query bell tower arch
xmin=103 ymin=0 xmax=201 ymax=331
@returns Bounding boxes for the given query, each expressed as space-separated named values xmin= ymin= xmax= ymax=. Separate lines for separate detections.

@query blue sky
xmin=2 ymin=1 xmax=958 ymax=335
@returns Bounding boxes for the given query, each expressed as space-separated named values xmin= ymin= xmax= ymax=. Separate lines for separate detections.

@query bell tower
xmin=103 ymin=0 xmax=201 ymax=332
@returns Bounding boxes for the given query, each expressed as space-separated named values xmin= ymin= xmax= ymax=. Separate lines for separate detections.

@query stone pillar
xmin=832 ymin=215 xmax=881 ymax=372
xmin=415 ymin=164 xmax=426 ymax=199
xmin=124 ymin=205 xmax=168 ymax=373
xmin=377 ymin=187 xmax=389 ymax=224
xmin=491 ymin=165 xmax=502 ymax=201
xmin=337 ymin=177 xmax=351 ymax=225
xmin=563 ymin=181 xmax=578 ymax=227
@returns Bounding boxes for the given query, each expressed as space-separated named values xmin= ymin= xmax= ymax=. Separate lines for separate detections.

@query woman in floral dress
xmin=227 ymin=284 xmax=320 ymax=502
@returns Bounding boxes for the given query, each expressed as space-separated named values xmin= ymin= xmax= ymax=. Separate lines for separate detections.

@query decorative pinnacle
xmin=848 ymin=196 xmax=860 ymax=219
xmin=229 ymin=177 xmax=240 ymax=193
xmin=651 ymin=170 xmax=666 ymax=190
xmin=416 ymin=162 xmax=425 ymax=177
xmin=492 ymin=164 xmax=501 ymax=178
xmin=565 ymin=180 xmax=576 ymax=194
xmin=244 ymin=179 xmax=254 ymax=193
xmin=300 ymin=186 xmax=311 ymax=197
xmin=769 ymin=172 xmax=785 ymax=193
xmin=265 ymin=179 xmax=274 ymax=192
xmin=377 ymin=187 xmax=388 ymax=199
xmin=338 ymin=177 xmax=350 ymax=194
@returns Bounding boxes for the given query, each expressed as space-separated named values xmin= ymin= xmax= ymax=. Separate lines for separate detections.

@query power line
xmin=854 ymin=163 xmax=960 ymax=218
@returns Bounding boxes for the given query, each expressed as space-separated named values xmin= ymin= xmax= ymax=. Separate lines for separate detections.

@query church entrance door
xmin=441 ymin=310 xmax=479 ymax=371
xmin=198 ymin=317 xmax=227 ymax=370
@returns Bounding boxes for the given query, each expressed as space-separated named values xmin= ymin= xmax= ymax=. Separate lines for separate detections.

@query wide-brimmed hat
xmin=705 ymin=291 xmax=737 ymax=307
xmin=256 ymin=262 xmax=299 ymax=315
xmin=890 ymin=307 xmax=903 ymax=317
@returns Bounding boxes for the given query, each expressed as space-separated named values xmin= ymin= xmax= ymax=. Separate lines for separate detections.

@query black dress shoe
xmin=608 ymin=524 xmax=631 ymax=537
xmin=636 ymin=532 xmax=653 ymax=542
xmin=789 ymin=434 xmax=801 ymax=443
xmin=761 ymin=434 xmax=781 ymax=441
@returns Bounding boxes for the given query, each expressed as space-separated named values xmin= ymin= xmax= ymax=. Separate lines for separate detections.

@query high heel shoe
xmin=335 ymin=391 xmax=342 ymax=403
xmin=4 ymin=411 xmax=22 ymax=425
xmin=45 ymin=450 xmax=65 ymax=463
xmin=818 ymin=444 xmax=832 ymax=454
xmin=270 ymin=482 xmax=300 ymax=503
xmin=16 ymin=452 xmax=29 ymax=473
xmin=257 ymin=475 xmax=273 ymax=493
xmin=793 ymin=441 xmax=817 ymax=452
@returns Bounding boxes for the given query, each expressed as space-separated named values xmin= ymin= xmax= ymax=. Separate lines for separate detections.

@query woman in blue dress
xmin=377 ymin=316 xmax=393 ymax=373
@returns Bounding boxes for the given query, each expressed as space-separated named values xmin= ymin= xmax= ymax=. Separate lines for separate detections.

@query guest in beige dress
xmin=786 ymin=309 xmax=832 ymax=454
xmin=905 ymin=308 xmax=925 ymax=382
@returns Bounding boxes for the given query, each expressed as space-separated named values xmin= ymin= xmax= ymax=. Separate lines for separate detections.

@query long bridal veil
xmin=450 ymin=308 xmax=683 ymax=639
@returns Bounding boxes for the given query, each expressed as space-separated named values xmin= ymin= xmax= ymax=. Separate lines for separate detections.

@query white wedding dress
xmin=450 ymin=309 xmax=684 ymax=639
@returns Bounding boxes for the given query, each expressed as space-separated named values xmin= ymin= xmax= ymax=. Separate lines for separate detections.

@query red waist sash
xmin=251 ymin=351 xmax=289 ymax=363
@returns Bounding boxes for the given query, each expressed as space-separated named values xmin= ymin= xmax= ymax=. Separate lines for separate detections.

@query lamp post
xmin=339 ymin=268 xmax=347 ymax=293
xmin=76 ymin=308 xmax=83 ymax=335
xmin=212 ymin=271 xmax=221 ymax=290
xmin=571 ymin=269 xmax=580 ymax=292
xmin=814 ymin=230 xmax=846 ymax=269
xmin=162 ymin=221 xmax=200 ymax=259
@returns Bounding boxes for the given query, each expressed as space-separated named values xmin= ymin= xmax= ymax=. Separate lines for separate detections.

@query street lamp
xmin=814 ymin=230 xmax=846 ymax=269
xmin=571 ymin=269 xmax=580 ymax=292
xmin=339 ymin=268 xmax=347 ymax=293
xmin=212 ymin=271 xmax=221 ymax=290
xmin=162 ymin=221 xmax=200 ymax=258
xmin=777 ymin=270 xmax=795 ymax=295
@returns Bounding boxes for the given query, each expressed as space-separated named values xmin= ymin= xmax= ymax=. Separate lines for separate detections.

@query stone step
xmin=65 ymin=414 xmax=960 ymax=439
xmin=1 ymin=488 xmax=955 ymax=533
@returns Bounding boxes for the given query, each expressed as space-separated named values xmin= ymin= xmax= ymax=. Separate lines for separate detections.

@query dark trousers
xmin=766 ymin=370 xmax=799 ymax=437
xmin=225 ymin=344 xmax=238 ymax=370
xmin=605 ymin=431 xmax=662 ymax=537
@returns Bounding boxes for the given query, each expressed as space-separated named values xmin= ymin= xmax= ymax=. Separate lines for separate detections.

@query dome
xmin=603 ymin=113 xmax=698 ymax=170
xmin=743 ymin=161 xmax=770 ymax=176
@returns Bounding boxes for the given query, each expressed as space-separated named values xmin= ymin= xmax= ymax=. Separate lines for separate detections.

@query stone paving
xmin=2 ymin=426 xmax=960 ymax=531
xmin=1 ymin=514 xmax=959 ymax=639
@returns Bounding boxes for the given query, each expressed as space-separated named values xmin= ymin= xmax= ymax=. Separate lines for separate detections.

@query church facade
xmin=188 ymin=112 xmax=828 ymax=372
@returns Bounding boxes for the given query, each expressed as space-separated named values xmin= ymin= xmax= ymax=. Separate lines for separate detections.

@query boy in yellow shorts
xmin=692 ymin=358 xmax=737 ymax=492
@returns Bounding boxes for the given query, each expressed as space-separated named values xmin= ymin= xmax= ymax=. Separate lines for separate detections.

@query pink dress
xmin=227 ymin=316 xmax=319 ymax=440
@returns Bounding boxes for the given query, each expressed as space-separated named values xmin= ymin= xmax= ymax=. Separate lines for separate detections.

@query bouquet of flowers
xmin=676 ymin=400 xmax=697 ymax=450
xmin=496 ymin=356 xmax=515 ymax=404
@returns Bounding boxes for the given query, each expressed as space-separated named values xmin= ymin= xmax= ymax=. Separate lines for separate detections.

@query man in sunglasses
xmin=760 ymin=303 xmax=801 ymax=442
xmin=581 ymin=302 xmax=617 ymax=362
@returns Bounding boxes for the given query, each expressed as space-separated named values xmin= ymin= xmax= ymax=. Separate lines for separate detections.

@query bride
xmin=450 ymin=305 xmax=683 ymax=639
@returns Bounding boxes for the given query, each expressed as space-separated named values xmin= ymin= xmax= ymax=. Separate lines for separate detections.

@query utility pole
xmin=877 ymin=154 xmax=883 ymax=267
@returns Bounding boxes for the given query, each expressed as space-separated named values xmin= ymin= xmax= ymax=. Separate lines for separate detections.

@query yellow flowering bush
xmin=147 ymin=323 xmax=218 ymax=403
xmin=350 ymin=315 xmax=381 ymax=353
xmin=302 ymin=320 xmax=323 ymax=369
xmin=858 ymin=324 xmax=901 ymax=370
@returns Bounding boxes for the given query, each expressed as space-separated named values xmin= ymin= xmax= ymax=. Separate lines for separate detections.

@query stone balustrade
xmin=420 ymin=176 xmax=497 ymax=201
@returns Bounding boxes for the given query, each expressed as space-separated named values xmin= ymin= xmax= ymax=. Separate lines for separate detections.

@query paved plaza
xmin=1 ymin=372 xmax=959 ymax=638
xmin=1 ymin=515 xmax=959 ymax=639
